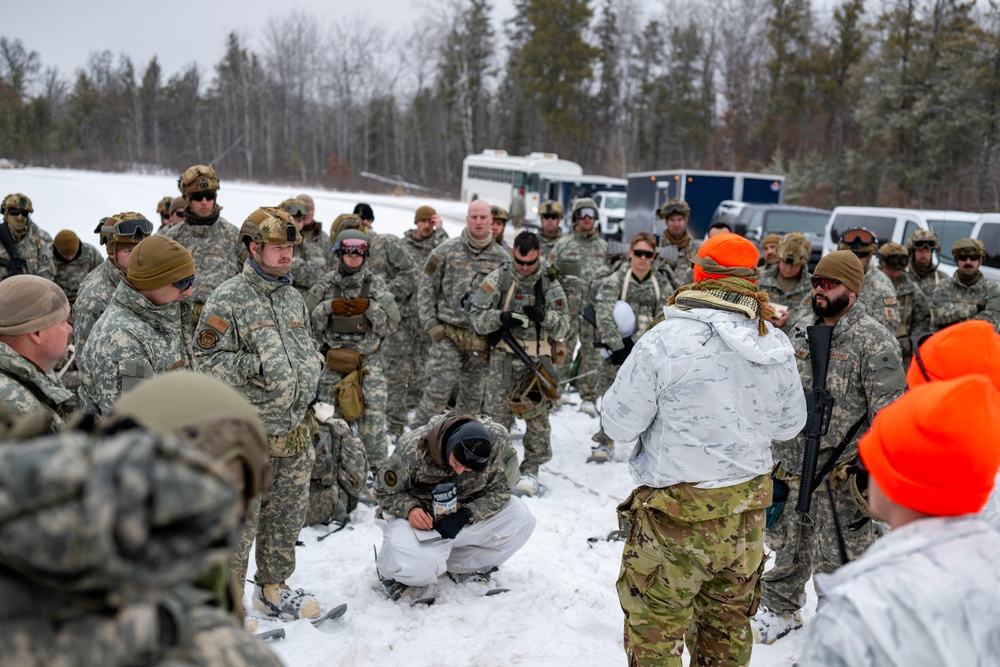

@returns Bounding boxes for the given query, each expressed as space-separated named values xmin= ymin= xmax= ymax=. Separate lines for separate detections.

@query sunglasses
xmin=5 ymin=208 xmax=29 ymax=218
xmin=160 ymin=212 xmax=171 ymax=220
xmin=576 ymin=208 xmax=597 ymax=219
xmin=911 ymin=240 xmax=936 ymax=250
xmin=190 ymin=191 xmax=217 ymax=202
xmin=841 ymin=229 xmax=876 ymax=245
xmin=541 ymin=214 xmax=560 ymax=220
xmin=631 ymin=249 xmax=655 ymax=259
xmin=955 ymin=254 xmax=981 ymax=262
xmin=340 ymin=241 xmax=368 ymax=255
xmin=852 ymin=251 xmax=872 ymax=259
xmin=172 ymin=275 xmax=195 ymax=291
xmin=514 ymin=255 xmax=539 ymax=266
xmin=171 ymin=210 xmax=185 ymax=218
xmin=881 ymin=255 xmax=908 ymax=269
xmin=811 ymin=276 xmax=842 ymax=291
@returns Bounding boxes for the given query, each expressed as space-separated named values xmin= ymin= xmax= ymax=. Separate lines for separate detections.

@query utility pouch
xmin=766 ymin=476 xmax=789 ymax=530
xmin=334 ymin=369 xmax=365 ymax=421
xmin=329 ymin=313 xmax=368 ymax=335
xmin=325 ymin=348 xmax=363 ymax=374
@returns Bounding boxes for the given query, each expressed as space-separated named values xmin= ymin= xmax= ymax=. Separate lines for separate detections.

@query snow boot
xmin=253 ymin=583 xmax=320 ymax=620
xmin=381 ymin=577 xmax=435 ymax=605
xmin=587 ymin=444 xmax=613 ymax=463
xmin=751 ymin=606 xmax=802 ymax=644
xmin=578 ymin=400 xmax=598 ymax=417
xmin=512 ymin=472 xmax=540 ymax=497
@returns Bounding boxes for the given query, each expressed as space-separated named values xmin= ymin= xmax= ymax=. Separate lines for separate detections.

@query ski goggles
xmin=839 ymin=228 xmax=877 ymax=248
xmin=106 ymin=217 xmax=153 ymax=240
xmin=880 ymin=254 xmax=908 ymax=270
xmin=576 ymin=207 xmax=597 ymax=219
xmin=810 ymin=276 xmax=842 ymax=291
xmin=172 ymin=275 xmax=195 ymax=291
xmin=339 ymin=239 xmax=368 ymax=255
xmin=631 ymin=249 xmax=656 ymax=259
xmin=911 ymin=239 xmax=937 ymax=250
xmin=284 ymin=204 xmax=309 ymax=217
xmin=190 ymin=191 xmax=217 ymax=202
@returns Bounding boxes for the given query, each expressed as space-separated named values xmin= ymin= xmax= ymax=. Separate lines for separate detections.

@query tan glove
xmin=429 ymin=324 xmax=446 ymax=342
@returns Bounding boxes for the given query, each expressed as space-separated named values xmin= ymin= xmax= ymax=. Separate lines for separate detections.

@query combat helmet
xmin=1 ymin=193 xmax=33 ymax=216
xmin=571 ymin=197 xmax=599 ymax=222
xmin=333 ymin=229 xmax=369 ymax=256
xmin=538 ymin=200 xmax=563 ymax=218
xmin=156 ymin=196 xmax=173 ymax=217
xmin=907 ymin=229 xmax=939 ymax=252
xmin=878 ymin=242 xmax=909 ymax=270
xmin=96 ymin=212 xmax=153 ymax=255
xmin=239 ymin=207 xmax=301 ymax=247
xmin=952 ymin=237 xmax=986 ymax=259
xmin=777 ymin=232 xmax=811 ymax=268
xmin=656 ymin=199 xmax=690 ymax=221
xmin=279 ymin=198 xmax=310 ymax=218
xmin=178 ymin=164 xmax=220 ymax=198
xmin=330 ymin=213 xmax=365 ymax=238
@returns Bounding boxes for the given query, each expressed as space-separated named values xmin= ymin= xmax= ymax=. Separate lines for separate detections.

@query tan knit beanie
xmin=168 ymin=197 xmax=187 ymax=215
xmin=0 ymin=275 xmax=70 ymax=335
xmin=127 ymin=236 xmax=196 ymax=291
xmin=761 ymin=233 xmax=782 ymax=247
xmin=414 ymin=205 xmax=437 ymax=223
xmin=54 ymin=230 xmax=81 ymax=259
xmin=296 ymin=193 xmax=315 ymax=209
xmin=813 ymin=250 xmax=864 ymax=295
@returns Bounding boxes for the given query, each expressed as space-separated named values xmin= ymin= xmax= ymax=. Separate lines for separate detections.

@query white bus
xmin=461 ymin=150 xmax=583 ymax=223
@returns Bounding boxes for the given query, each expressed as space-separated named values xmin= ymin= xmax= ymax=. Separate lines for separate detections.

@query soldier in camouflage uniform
xmin=78 ymin=236 xmax=196 ymax=417
xmin=656 ymin=199 xmax=700 ymax=285
xmin=548 ymin=198 xmax=609 ymax=415
xmin=0 ymin=373 xmax=282 ymax=667
xmin=52 ymin=230 xmax=102 ymax=303
xmin=0 ymin=193 xmax=55 ymax=281
xmin=906 ymin=228 xmax=949 ymax=298
xmin=73 ymin=213 xmax=154 ymax=352
xmin=388 ymin=205 xmax=449 ymax=436
xmin=535 ymin=199 xmax=564 ymax=256
xmin=877 ymin=241 xmax=932 ymax=365
xmin=799 ymin=376 xmax=1000 ymax=667
xmin=837 ymin=227 xmax=901 ymax=337
xmin=194 ymin=206 xmax=323 ymax=620
xmin=155 ymin=194 xmax=174 ymax=228
xmin=490 ymin=205 xmax=512 ymax=251
xmin=602 ymin=234 xmax=807 ymax=667
xmin=931 ymin=237 xmax=1000 ymax=332
xmin=470 ymin=231 xmax=570 ymax=496
xmin=374 ymin=413 xmax=535 ymax=601
xmin=589 ymin=232 xmax=672 ymax=461
xmin=758 ymin=232 xmax=814 ymax=336
xmin=164 ymin=165 xmax=243 ymax=327
xmin=0 ymin=275 xmax=73 ymax=434
xmin=415 ymin=200 xmax=511 ymax=424
xmin=281 ymin=195 xmax=331 ymax=297
xmin=754 ymin=250 xmax=906 ymax=645
xmin=306 ymin=229 xmax=400 ymax=473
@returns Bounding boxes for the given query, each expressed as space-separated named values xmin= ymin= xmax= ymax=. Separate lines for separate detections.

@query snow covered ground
xmin=4 ymin=168 xmax=813 ymax=667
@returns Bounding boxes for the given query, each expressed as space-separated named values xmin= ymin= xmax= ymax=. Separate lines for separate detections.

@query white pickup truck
xmin=593 ymin=190 xmax=627 ymax=241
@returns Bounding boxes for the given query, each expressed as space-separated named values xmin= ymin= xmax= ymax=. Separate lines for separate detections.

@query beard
xmin=811 ymin=290 xmax=851 ymax=318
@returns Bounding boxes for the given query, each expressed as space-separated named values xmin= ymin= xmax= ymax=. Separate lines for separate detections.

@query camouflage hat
xmin=109 ymin=370 xmax=272 ymax=499
xmin=837 ymin=227 xmax=879 ymax=254
xmin=1 ymin=193 xmax=33 ymax=215
xmin=296 ymin=193 xmax=315 ymax=210
xmin=952 ymin=237 xmax=986 ymax=258
xmin=331 ymin=213 xmax=365 ymax=238
xmin=279 ymin=197 xmax=310 ymax=218
xmin=240 ymin=207 xmax=301 ymax=247
xmin=178 ymin=164 xmax=220 ymax=198
xmin=907 ymin=228 xmax=939 ymax=250
xmin=97 ymin=212 xmax=153 ymax=255
xmin=539 ymin=200 xmax=564 ymax=217
xmin=127 ymin=236 xmax=196 ymax=291
xmin=53 ymin=230 xmax=81 ymax=259
xmin=656 ymin=199 xmax=690 ymax=221
xmin=491 ymin=205 xmax=510 ymax=224
xmin=156 ymin=196 xmax=173 ymax=216
xmin=572 ymin=197 xmax=599 ymax=220
xmin=777 ymin=232 xmax=811 ymax=267
xmin=414 ymin=205 xmax=437 ymax=223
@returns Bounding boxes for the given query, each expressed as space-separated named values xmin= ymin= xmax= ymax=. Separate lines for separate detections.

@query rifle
xmin=0 ymin=222 xmax=28 ymax=277
xmin=489 ymin=325 xmax=559 ymax=399
xmin=792 ymin=324 xmax=834 ymax=561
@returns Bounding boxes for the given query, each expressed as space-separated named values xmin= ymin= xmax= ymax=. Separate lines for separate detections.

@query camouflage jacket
xmin=548 ymin=230 xmax=609 ymax=298
xmin=775 ymin=303 xmax=906 ymax=477
xmin=0 ymin=220 xmax=55 ymax=281
xmin=886 ymin=269 xmax=932 ymax=354
xmin=931 ymin=272 xmax=1000 ymax=332
xmin=402 ymin=227 xmax=448 ymax=270
xmin=374 ymin=413 xmax=515 ymax=524
xmin=53 ymin=241 xmax=102 ymax=302
xmin=73 ymin=258 xmax=124 ymax=351
xmin=859 ymin=264 xmax=901 ymax=337
xmin=194 ymin=261 xmax=323 ymax=437
xmin=536 ymin=228 xmax=562 ymax=257
xmin=306 ymin=266 xmax=399 ymax=357
xmin=469 ymin=263 xmax=571 ymax=353
xmin=291 ymin=222 xmax=332 ymax=297
xmin=78 ymin=281 xmax=195 ymax=418
xmin=594 ymin=264 xmax=671 ymax=351
xmin=164 ymin=217 xmax=242 ymax=305
xmin=365 ymin=230 xmax=419 ymax=317
xmin=801 ymin=516 xmax=1000 ymax=667
xmin=908 ymin=263 xmax=949 ymax=299
xmin=658 ymin=231 xmax=701 ymax=272
xmin=758 ymin=264 xmax=814 ymax=336
xmin=0 ymin=342 xmax=72 ymax=434
xmin=418 ymin=229 xmax=510 ymax=332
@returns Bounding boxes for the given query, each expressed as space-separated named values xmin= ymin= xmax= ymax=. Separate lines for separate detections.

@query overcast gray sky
xmin=8 ymin=0 xmax=517 ymax=81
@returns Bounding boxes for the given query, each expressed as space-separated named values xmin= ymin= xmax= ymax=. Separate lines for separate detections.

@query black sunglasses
xmin=541 ymin=214 xmax=560 ymax=220
xmin=955 ymin=254 xmax=981 ymax=262
xmin=5 ymin=208 xmax=29 ymax=217
xmin=852 ymin=251 xmax=872 ymax=259
xmin=160 ymin=212 xmax=171 ymax=219
xmin=811 ymin=276 xmax=842 ymax=291
xmin=190 ymin=191 xmax=216 ymax=202
xmin=172 ymin=275 xmax=195 ymax=291
xmin=631 ymin=249 xmax=655 ymax=259
xmin=514 ymin=255 xmax=539 ymax=267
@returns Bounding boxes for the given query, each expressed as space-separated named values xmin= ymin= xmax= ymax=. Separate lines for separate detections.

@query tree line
xmin=2 ymin=0 xmax=1000 ymax=212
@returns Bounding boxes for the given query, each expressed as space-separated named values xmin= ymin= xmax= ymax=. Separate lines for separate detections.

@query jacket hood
xmin=421 ymin=413 xmax=478 ymax=468
xmin=665 ymin=306 xmax=797 ymax=367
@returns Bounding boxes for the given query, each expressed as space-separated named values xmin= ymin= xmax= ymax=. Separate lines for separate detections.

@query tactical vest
xmin=329 ymin=275 xmax=371 ymax=335
xmin=620 ymin=270 xmax=661 ymax=334
xmin=496 ymin=263 xmax=552 ymax=357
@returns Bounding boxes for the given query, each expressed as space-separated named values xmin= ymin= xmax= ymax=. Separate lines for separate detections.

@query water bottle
xmin=432 ymin=482 xmax=457 ymax=520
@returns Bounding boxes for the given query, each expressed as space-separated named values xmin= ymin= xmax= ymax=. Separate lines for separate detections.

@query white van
xmin=923 ymin=210 xmax=979 ymax=275
xmin=593 ymin=190 xmax=627 ymax=241
xmin=969 ymin=214 xmax=1000 ymax=282
xmin=823 ymin=207 xmax=929 ymax=256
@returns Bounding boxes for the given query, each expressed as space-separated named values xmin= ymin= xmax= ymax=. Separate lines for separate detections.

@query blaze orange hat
xmin=860 ymin=375 xmax=1000 ymax=516
xmin=909 ymin=320 xmax=1000 ymax=390
xmin=691 ymin=232 xmax=762 ymax=284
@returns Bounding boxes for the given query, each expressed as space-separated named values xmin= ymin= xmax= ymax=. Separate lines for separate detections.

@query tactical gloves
xmin=522 ymin=305 xmax=544 ymax=323
xmin=433 ymin=507 xmax=473 ymax=539
xmin=330 ymin=298 xmax=370 ymax=316
xmin=500 ymin=311 xmax=530 ymax=329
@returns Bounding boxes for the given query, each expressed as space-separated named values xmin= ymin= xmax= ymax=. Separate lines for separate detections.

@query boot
xmin=253 ymin=583 xmax=320 ymax=620
xmin=750 ymin=605 xmax=802 ymax=644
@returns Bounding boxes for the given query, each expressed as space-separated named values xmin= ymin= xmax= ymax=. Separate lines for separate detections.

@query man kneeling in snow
xmin=374 ymin=413 xmax=534 ymax=602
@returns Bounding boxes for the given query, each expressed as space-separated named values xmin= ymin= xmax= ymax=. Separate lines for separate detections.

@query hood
xmin=421 ymin=413 xmax=478 ymax=468
xmin=665 ymin=306 xmax=797 ymax=367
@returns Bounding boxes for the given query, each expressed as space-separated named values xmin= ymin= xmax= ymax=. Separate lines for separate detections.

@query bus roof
xmin=463 ymin=152 xmax=583 ymax=174
xmin=628 ymin=168 xmax=785 ymax=180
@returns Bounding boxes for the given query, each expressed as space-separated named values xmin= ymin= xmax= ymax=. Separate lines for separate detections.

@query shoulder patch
xmin=884 ymin=308 xmax=898 ymax=321
xmin=383 ymin=470 xmax=397 ymax=487
xmin=481 ymin=282 xmax=494 ymax=294
xmin=206 ymin=314 xmax=229 ymax=333
xmin=883 ymin=297 xmax=897 ymax=305
xmin=198 ymin=330 xmax=219 ymax=349
xmin=425 ymin=255 xmax=439 ymax=275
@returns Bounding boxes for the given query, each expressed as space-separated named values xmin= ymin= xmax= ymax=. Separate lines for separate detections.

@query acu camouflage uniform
xmin=194 ymin=261 xmax=323 ymax=587
xmin=73 ymin=258 xmax=125 ymax=352
xmin=388 ymin=226 xmax=451 ymax=433
xmin=77 ymin=280 xmax=196 ymax=418
xmin=536 ymin=228 xmax=563 ymax=257
xmin=931 ymin=272 xmax=1000 ymax=332
xmin=757 ymin=264 xmax=814 ymax=336
xmin=857 ymin=264 xmax=901 ymax=337
xmin=469 ymin=262 xmax=570 ymax=476
xmin=0 ymin=342 xmax=72 ymax=434
xmin=53 ymin=241 xmax=102 ymax=302
xmin=415 ymin=229 xmax=510 ymax=424
xmin=548 ymin=230 xmax=609 ymax=401
xmin=305 ymin=265 xmax=399 ymax=473
xmin=884 ymin=269 xmax=932 ymax=363
xmin=762 ymin=303 xmax=906 ymax=616
xmin=163 ymin=216 xmax=242 ymax=322
xmin=908 ymin=263 xmax=948 ymax=299
xmin=291 ymin=222 xmax=332 ymax=297
xmin=0 ymin=220 xmax=55 ymax=281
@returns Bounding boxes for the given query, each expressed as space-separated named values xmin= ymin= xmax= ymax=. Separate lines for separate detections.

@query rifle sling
xmin=810 ymin=414 xmax=867 ymax=491
xmin=0 ymin=222 xmax=26 ymax=275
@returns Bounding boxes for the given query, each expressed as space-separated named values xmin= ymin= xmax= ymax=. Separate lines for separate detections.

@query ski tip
xmin=311 ymin=603 xmax=348 ymax=625
xmin=255 ymin=628 xmax=286 ymax=641
xmin=484 ymin=588 xmax=511 ymax=596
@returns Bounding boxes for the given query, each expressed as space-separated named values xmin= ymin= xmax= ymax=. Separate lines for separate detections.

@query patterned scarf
xmin=669 ymin=277 xmax=776 ymax=336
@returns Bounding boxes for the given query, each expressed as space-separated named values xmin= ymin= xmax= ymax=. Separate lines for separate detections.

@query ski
xmin=484 ymin=587 xmax=511 ymax=596
xmin=311 ymin=603 xmax=348 ymax=626
xmin=255 ymin=628 xmax=286 ymax=641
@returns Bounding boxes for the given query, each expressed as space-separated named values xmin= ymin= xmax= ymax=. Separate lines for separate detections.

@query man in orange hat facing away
xmin=798 ymin=375 xmax=1000 ymax=667
xmin=603 ymin=233 xmax=807 ymax=666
